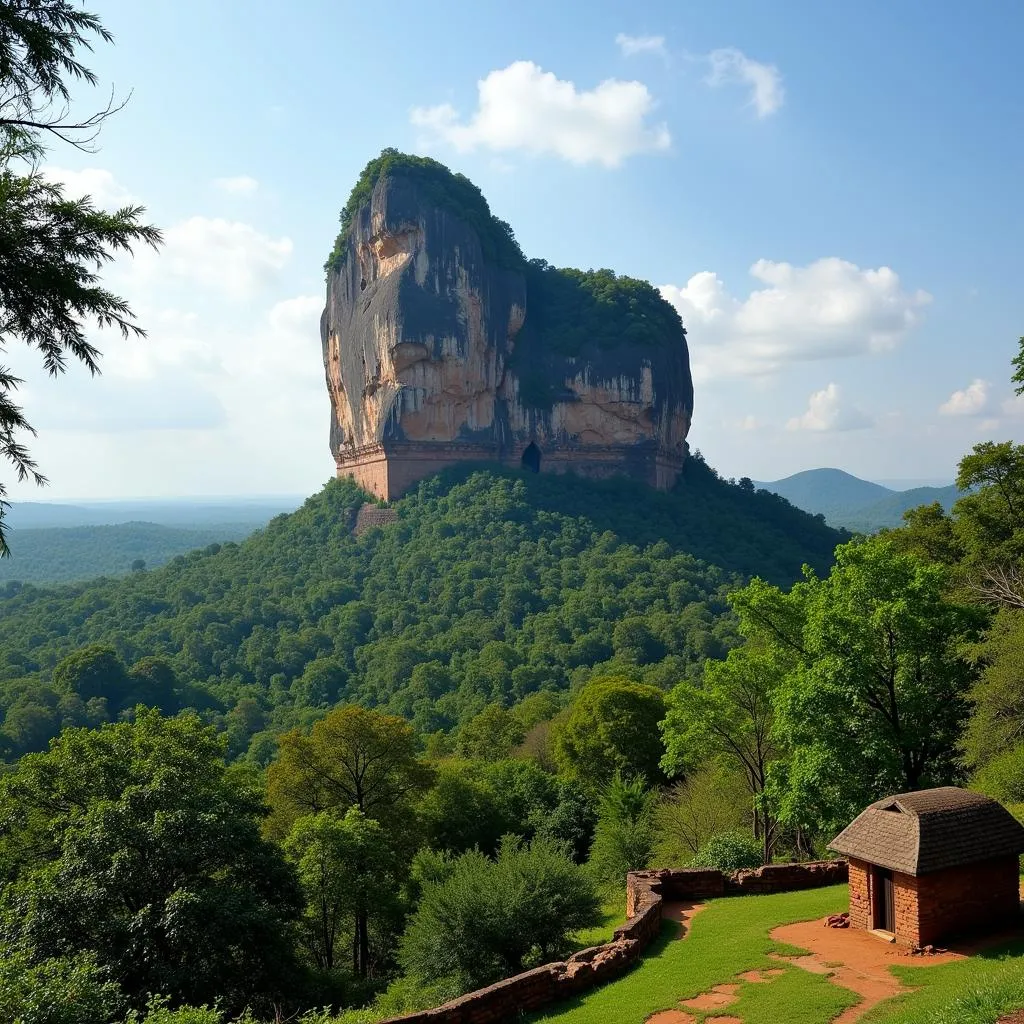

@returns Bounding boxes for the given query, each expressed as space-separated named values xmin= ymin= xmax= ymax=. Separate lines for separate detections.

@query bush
xmin=691 ymin=829 xmax=763 ymax=871
xmin=0 ymin=951 xmax=123 ymax=1024
xmin=587 ymin=774 xmax=655 ymax=885
xmin=399 ymin=836 xmax=599 ymax=993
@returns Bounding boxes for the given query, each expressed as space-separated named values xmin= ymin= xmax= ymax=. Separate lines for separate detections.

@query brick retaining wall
xmin=380 ymin=860 xmax=847 ymax=1023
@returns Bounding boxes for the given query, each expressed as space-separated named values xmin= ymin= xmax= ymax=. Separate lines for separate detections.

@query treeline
xmin=0 ymin=459 xmax=842 ymax=762
xmin=0 ymin=521 xmax=259 ymax=584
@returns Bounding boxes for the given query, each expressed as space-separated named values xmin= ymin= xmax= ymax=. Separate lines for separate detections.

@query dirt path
xmin=770 ymin=921 xmax=964 ymax=1023
xmin=660 ymin=900 xmax=706 ymax=936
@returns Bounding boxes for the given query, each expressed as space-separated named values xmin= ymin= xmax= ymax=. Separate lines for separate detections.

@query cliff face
xmin=321 ymin=170 xmax=693 ymax=498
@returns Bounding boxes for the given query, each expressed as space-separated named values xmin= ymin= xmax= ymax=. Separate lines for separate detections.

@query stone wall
xmin=353 ymin=504 xmax=400 ymax=536
xmin=379 ymin=861 xmax=846 ymax=1024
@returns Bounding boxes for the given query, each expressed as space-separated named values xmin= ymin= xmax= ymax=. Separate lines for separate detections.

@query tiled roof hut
xmin=828 ymin=787 xmax=1024 ymax=946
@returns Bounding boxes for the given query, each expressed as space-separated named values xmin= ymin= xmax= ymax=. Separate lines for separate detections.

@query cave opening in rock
xmin=521 ymin=443 xmax=541 ymax=473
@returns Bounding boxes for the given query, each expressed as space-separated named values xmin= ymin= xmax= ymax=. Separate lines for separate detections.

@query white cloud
xmin=616 ymin=33 xmax=666 ymax=58
xmin=214 ymin=175 xmax=259 ymax=196
xmin=1002 ymin=395 xmax=1024 ymax=418
xmin=786 ymin=383 xmax=872 ymax=432
xmin=706 ymin=47 xmax=784 ymax=117
xmin=42 ymin=166 xmax=136 ymax=210
xmin=139 ymin=217 xmax=293 ymax=298
xmin=660 ymin=257 xmax=931 ymax=383
xmin=939 ymin=379 xmax=989 ymax=416
xmin=736 ymin=414 xmax=759 ymax=431
xmin=410 ymin=61 xmax=670 ymax=167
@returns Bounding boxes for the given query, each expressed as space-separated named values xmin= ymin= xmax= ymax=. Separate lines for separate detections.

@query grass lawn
xmin=569 ymin=888 xmax=627 ymax=950
xmin=530 ymin=884 xmax=856 ymax=1024
xmin=864 ymin=938 xmax=1024 ymax=1024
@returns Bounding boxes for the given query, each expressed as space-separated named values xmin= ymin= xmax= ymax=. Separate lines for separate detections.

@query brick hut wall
xmin=909 ymin=855 xmax=1021 ymax=946
xmin=847 ymin=859 xmax=870 ymax=931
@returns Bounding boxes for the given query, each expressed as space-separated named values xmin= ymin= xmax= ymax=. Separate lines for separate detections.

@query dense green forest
xmin=0 ymin=521 xmax=260 ymax=583
xmin=0 ymin=457 xmax=842 ymax=762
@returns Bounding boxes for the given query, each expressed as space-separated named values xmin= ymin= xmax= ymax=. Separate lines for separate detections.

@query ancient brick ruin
xmin=378 ymin=860 xmax=847 ymax=1024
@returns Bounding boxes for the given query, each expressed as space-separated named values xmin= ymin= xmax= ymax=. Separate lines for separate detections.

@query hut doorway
xmin=521 ymin=443 xmax=541 ymax=473
xmin=873 ymin=868 xmax=895 ymax=932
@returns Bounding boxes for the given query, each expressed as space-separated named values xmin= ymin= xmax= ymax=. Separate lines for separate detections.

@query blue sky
xmin=7 ymin=0 xmax=1023 ymax=498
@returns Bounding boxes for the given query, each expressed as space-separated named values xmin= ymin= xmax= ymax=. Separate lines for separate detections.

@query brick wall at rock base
xmin=379 ymin=861 xmax=847 ymax=1024
xmin=848 ymin=854 xmax=1020 ymax=946
xmin=336 ymin=442 xmax=683 ymax=501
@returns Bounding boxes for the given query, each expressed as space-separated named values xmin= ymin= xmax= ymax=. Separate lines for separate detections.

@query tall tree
xmin=733 ymin=538 xmax=984 ymax=832
xmin=553 ymin=676 xmax=667 ymax=790
xmin=285 ymin=808 xmax=399 ymax=977
xmin=661 ymin=647 xmax=783 ymax=861
xmin=0 ymin=1 xmax=161 ymax=552
xmin=266 ymin=705 xmax=434 ymax=837
xmin=266 ymin=705 xmax=433 ymax=977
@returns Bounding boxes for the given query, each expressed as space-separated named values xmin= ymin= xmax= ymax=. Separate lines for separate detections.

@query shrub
xmin=691 ymin=829 xmax=763 ymax=871
xmin=0 ymin=951 xmax=123 ymax=1024
xmin=399 ymin=836 xmax=599 ymax=993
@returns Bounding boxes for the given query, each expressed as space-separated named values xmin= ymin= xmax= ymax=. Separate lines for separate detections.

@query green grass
xmin=530 ymin=884 xmax=856 ymax=1024
xmin=568 ymin=888 xmax=627 ymax=951
xmin=863 ymin=938 xmax=1024 ymax=1023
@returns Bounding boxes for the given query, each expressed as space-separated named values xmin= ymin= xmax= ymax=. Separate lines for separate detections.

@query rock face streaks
xmin=321 ymin=171 xmax=693 ymax=499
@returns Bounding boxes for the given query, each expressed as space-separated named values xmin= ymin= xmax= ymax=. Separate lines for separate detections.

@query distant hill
xmin=0 ymin=522 xmax=263 ymax=583
xmin=4 ymin=496 xmax=303 ymax=531
xmin=754 ymin=469 xmax=960 ymax=532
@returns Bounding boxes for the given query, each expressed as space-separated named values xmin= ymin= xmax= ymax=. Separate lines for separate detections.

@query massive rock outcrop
xmin=321 ymin=153 xmax=693 ymax=499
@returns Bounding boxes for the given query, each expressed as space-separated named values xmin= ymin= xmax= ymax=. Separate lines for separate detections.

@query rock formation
xmin=321 ymin=152 xmax=693 ymax=500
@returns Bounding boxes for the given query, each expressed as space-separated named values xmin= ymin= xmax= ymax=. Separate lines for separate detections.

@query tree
xmin=284 ymin=808 xmax=399 ymax=976
xmin=266 ymin=705 xmax=433 ymax=978
xmin=51 ymin=642 xmax=128 ymax=704
xmin=553 ymin=677 xmax=667 ymax=790
xmin=652 ymin=764 xmax=749 ymax=866
xmin=734 ymin=539 xmax=984 ymax=833
xmin=587 ymin=773 xmax=655 ymax=884
xmin=1010 ymin=335 xmax=1024 ymax=396
xmin=661 ymin=647 xmax=783 ymax=862
xmin=398 ymin=837 xmax=599 ymax=993
xmin=0 ymin=709 xmax=302 ymax=1013
xmin=0 ymin=2 xmax=162 ymax=552
xmin=455 ymin=703 xmax=526 ymax=761
xmin=266 ymin=704 xmax=434 ymax=839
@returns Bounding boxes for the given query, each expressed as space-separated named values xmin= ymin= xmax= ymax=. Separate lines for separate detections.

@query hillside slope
xmin=0 ymin=462 xmax=844 ymax=760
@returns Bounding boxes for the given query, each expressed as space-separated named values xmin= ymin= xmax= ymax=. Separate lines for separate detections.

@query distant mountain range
xmin=753 ymin=469 xmax=961 ymax=533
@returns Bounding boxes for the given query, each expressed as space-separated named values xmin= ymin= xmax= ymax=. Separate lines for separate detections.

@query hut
xmin=828 ymin=787 xmax=1024 ymax=946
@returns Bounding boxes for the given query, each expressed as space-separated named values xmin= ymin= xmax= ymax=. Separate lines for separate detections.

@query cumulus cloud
xmin=42 ymin=166 xmax=136 ymax=209
xmin=410 ymin=61 xmax=670 ymax=167
xmin=939 ymin=379 xmax=989 ymax=416
xmin=616 ymin=33 xmax=666 ymax=58
xmin=214 ymin=175 xmax=259 ymax=196
xmin=786 ymin=383 xmax=872 ymax=432
xmin=706 ymin=47 xmax=784 ymax=117
xmin=659 ymin=257 xmax=931 ymax=383
xmin=140 ymin=217 xmax=293 ymax=298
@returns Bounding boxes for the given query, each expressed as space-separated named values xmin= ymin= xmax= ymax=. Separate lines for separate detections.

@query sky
xmin=6 ymin=0 xmax=1024 ymax=499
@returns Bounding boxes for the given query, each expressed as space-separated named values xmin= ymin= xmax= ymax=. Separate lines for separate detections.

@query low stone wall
xmin=381 ymin=860 xmax=847 ymax=1024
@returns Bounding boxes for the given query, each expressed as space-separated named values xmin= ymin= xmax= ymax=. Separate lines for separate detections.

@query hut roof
xmin=828 ymin=787 xmax=1024 ymax=876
